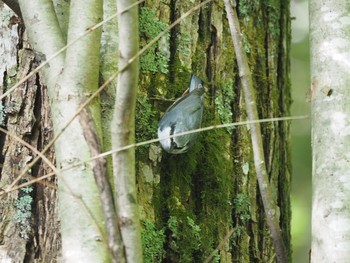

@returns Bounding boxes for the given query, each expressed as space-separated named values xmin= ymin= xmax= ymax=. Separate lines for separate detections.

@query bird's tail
xmin=189 ymin=74 xmax=203 ymax=92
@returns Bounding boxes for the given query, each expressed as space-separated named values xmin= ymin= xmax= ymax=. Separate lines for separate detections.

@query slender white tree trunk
xmin=18 ymin=0 xmax=109 ymax=261
xmin=112 ymin=0 xmax=143 ymax=262
xmin=310 ymin=1 xmax=350 ymax=262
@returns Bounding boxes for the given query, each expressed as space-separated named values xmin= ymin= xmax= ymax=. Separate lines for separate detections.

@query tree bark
xmin=0 ymin=8 xmax=60 ymax=260
xmin=0 ymin=0 xmax=292 ymax=262
xmin=16 ymin=0 xmax=109 ymax=261
xmin=310 ymin=1 xmax=350 ymax=262
xmin=137 ymin=1 xmax=291 ymax=262
xmin=112 ymin=1 xmax=142 ymax=262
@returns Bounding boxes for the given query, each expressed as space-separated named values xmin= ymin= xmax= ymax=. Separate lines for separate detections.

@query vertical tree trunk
xmin=112 ymin=0 xmax=142 ymax=262
xmin=0 ymin=0 xmax=292 ymax=261
xmin=0 ymin=6 xmax=60 ymax=261
xmin=137 ymin=1 xmax=291 ymax=262
xmin=310 ymin=1 xmax=350 ymax=262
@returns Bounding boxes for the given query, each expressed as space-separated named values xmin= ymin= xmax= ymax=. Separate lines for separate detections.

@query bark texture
xmin=0 ymin=14 xmax=60 ymax=261
xmin=0 ymin=0 xmax=291 ymax=262
xmin=310 ymin=1 xmax=350 ymax=262
xmin=112 ymin=0 xmax=142 ymax=262
xmin=137 ymin=1 xmax=291 ymax=262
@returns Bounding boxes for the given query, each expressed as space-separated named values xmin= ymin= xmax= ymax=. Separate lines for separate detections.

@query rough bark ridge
xmin=0 ymin=28 xmax=60 ymax=260
xmin=0 ymin=1 xmax=291 ymax=261
xmin=137 ymin=1 xmax=291 ymax=262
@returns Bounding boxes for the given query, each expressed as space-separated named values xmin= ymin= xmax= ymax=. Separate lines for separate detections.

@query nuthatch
xmin=158 ymin=74 xmax=204 ymax=154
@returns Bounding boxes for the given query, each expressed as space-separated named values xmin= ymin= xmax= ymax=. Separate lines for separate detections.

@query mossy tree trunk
xmin=137 ymin=1 xmax=291 ymax=262
xmin=0 ymin=0 xmax=291 ymax=261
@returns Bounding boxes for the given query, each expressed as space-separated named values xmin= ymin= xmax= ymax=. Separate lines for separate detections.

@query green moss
xmin=238 ymin=0 xmax=260 ymax=23
xmin=241 ymin=32 xmax=252 ymax=54
xmin=155 ymin=103 xmax=235 ymax=261
xmin=139 ymin=7 xmax=170 ymax=74
xmin=177 ymin=33 xmax=192 ymax=57
xmin=231 ymin=226 xmax=246 ymax=247
xmin=263 ymin=0 xmax=281 ymax=40
xmin=233 ymin=193 xmax=251 ymax=222
xmin=215 ymin=79 xmax=236 ymax=134
xmin=167 ymin=215 xmax=202 ymax=262
xmin=142 ymin=220 xmax=166 ymax=263
xmin=135 ymin=96 xmax=158 ymax=144
xmin=194 ymin=125 xmax=234 ymax=260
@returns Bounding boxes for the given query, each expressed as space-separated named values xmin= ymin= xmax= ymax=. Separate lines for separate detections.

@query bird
xmin=158 ymin=74 xmax=204 ymax=154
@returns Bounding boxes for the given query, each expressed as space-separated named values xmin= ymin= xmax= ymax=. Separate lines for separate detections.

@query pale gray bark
xmin=310 ymin=1 xmax=350 ymax=262
xmin=0 ymin=4 xmax=18 ymax=85
xmin=111 ymin=0 xmax=142 ymax=262
xmin=17 ymin=0 xmax=64 ymax=91
xmin=1 ymin=0 xmax=22 ymax=18
xmin=18 ymin=0 xmax=109 ymax=261
xmin=52 ymin=0 xmax=108 ymax=261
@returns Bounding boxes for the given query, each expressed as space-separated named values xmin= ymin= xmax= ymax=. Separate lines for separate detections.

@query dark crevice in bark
xmin=168 ymin=0 xmax=179 ymax=84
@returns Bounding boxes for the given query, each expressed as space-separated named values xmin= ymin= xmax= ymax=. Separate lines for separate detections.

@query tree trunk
xmin=112 ymin=0 xmax=142 ymax=262
xmin=0 ymin=0 xmax=292 ymax=262
xmin=137 ymin=1 xmax=291 ymax=262
xmin=310 ymin=1 xmax=350 ymax=262
xmin=0 ymin=6 xmax=60 ymax=261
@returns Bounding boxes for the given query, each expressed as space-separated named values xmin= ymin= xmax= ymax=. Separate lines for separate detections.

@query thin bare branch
xmin=80 ymin=107 xmax=125 ymax=263
xmin=204 ymin=228 xmax=235 ymax=263
xmin=111 ymin=0 xmax=142 ymax=261
xmin=7 ymin=0 xmax=214 ymax=206
xmin=223 ymin=1 xmax=288 ymax=262
xmin=0 ymin=0 xmax=145 ymax=102
xmin=3 ymin=115 xmax=308 ymax=194
xmin=0 ymin=127 xmax=59 ymax=184
xmin=0 ymin=126 xmax=106 ymax=246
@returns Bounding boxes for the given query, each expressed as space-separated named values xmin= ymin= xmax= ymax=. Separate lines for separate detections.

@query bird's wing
xmin=166 ymin=88 xmax=204 ymax=113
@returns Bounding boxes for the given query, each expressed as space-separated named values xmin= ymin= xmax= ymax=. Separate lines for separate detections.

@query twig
xmin=0 ymin=0 xmax=145 ymax=102
xmin=0 ymin=125 xmax=106 ymax=245
xmin=203 ymin=228 xmax=235 ymax=263
xmin=3 ymin=115 xmax=308 ymax=194
xmin=7 ymin=0 xmax=213 ymax=196
xmin=6 ymin=0 xmax=145 ymax=190
xmin=223 ymin=1 xmax=288 ymax=262
xmin=79 ymin=107 xmax=125 ymax=263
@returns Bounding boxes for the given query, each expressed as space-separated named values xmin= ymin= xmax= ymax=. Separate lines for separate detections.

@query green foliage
xmin=139 ymin=7 xmax=170 ymax=74
xmin=142 ymin=220 xmax=166 ymax=263
xmin=14 ymin=185 xmax=33 ymax=239
xmin=215 ymin=79 xmax=235 ymax=134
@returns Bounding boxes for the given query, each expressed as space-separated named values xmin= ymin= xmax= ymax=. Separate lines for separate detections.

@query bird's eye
xmin=171 ymin=138 xmax=189 ymax=150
